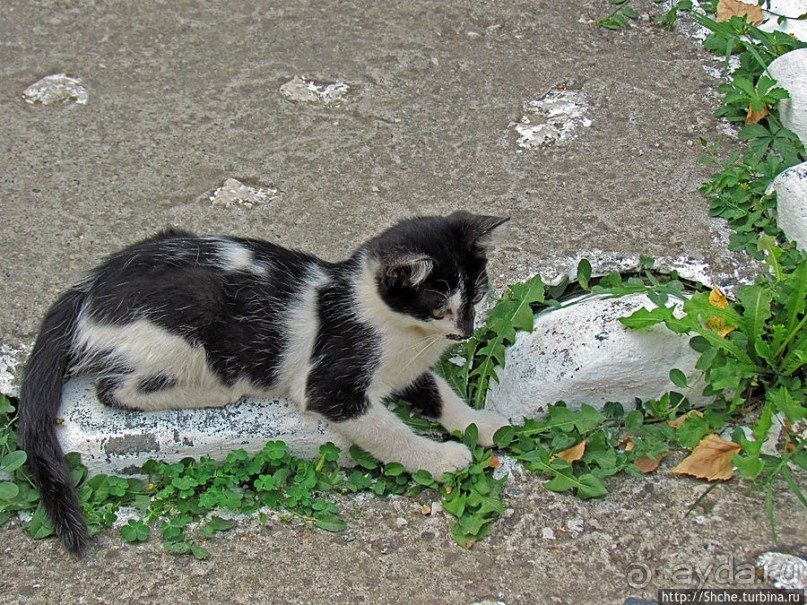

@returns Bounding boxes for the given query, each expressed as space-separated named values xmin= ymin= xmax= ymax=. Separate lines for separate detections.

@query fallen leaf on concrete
xmin=635 ymin=452 xmax=668 ymax=474
xmin=556 ymin=441 xmax=587 ymax=462
xmin=716 ymin=0 xmax=764 ymax=25
xmin=489 ymin=455 xmax=501 ymax=469
xmin=672 ymin=434 xmax=741 ymax=481
xmin=668 ymin=410 xmax=704 ymax=429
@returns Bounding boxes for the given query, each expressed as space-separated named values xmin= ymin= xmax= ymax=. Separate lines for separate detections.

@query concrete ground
xmin=1 ymin=1 xmax=803 ymax=603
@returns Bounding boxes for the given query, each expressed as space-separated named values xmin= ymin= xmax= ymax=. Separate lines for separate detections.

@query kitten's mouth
xmin=446 ymin=334 xmax=467 ymax=341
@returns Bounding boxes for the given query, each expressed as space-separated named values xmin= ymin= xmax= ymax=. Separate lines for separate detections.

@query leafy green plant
xmin=437 ymin=277 xmax=545 ymax=410
xmin=597 ymin=0 xmax=640 ymax=30
xmin=0 ymin=395 xmax=38 ymax=527
xmin=620 ymin=250 xmax=806 ymax=536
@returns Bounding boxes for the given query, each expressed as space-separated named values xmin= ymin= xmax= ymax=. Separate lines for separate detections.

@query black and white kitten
xmin=18 ymin=211 xmax=510 ymax=554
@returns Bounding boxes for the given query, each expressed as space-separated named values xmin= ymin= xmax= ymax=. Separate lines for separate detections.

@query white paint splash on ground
xmin=0 ymin=345 xmax=26 ymax=397
xmin=209 ymin=178 xmax=279 ymax=210
xmin=513 ymin=86 xmax=592 ymax=149
xmin=22 ymin=74 xmax=88 ymax=106
xmin=756 ymin=552 xmax=807 ymax=591
xmin=280 ymin=76 xmax=350 ymax=104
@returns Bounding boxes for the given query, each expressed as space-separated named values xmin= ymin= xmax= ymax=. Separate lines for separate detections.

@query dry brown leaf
xmin=489 ymin=455 xmax=501 ymax=469
xmin=619 ymin=437 xmax=636 ymax=452
xmin=668 ymin=409 xmax=704 ymax=429
xmin=707 ymin=288 xmax=736 ymax=336
xmin=716 ymin=0 xmax=764 ymax=24
xmin=709 ymin=287 xmax=729 ymax=308
xmin=707 ymin=315 xmax=737 ymax=338
xmin=746 ymin=104 xmax=769 ymax=125
xmin=671 ymin=434 xmax=741 ymax=481
xmin=421 ymin=504 xmax=432 ymax=516
xmin=556 ymin=441 xmax=587 ymax=463
xmin=635 ymin=452 xmax=668 ymax=474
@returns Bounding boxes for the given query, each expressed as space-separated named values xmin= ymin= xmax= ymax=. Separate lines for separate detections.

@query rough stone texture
xmin=487 ymin=294 xmax=709 ymax=421
xmin=57 ymin=377 xmax=349 ymax=477
xmin=767 ymin=48 xmax=807 ymax=144
xmin=770 ymin=160 xmax=807 ymax=248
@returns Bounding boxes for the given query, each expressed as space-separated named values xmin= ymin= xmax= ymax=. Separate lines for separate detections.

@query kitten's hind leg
xmin=399 ymin=373 xmax=510 ymax=447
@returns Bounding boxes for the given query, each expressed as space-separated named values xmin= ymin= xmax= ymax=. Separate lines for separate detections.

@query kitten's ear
xmin=450 ymin=212 xmax=511 ymax=251
xmin=382 ymin=253 xmax=434 ymax=288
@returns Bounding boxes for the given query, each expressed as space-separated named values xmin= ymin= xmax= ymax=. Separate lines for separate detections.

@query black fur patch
xmin=85 ymin=232 xmax=319 ymax=390
xmin=305 ymin=271 xmax=379 ymax=422
xmin=394 ymin=373 xmax=443 ymax=418
xmin=95 ymin=376 xmax=126 ymax=409
xmin=369 ymin=213 xmax=501 ymax=337
xmin=137 ymin=373 xmax=178 ymax=394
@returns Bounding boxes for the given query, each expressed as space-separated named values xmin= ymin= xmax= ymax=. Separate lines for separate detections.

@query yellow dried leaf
xmin=556 ymin=441 xmax=587 ymax=463
xmin=709 ymin=287 xmax=729 ymax=308
xmin=489 ymin=455 xmax=501 ymax=469
xmin=668 ymin=409 xmax=704 ymax=429
xmin=635 ymin=452 xmax=668 ymax=474
xmin=716 ymin=0 xmax=764 ymax=25
xmin=707 ymin=315 xmax=737 ymax=338
xmin=746 ymin=104 xmax=769 ymax=125
xmin=706 ymin=289 xmax=735 ymax=336
xmin=671 ymin=434 xmax=742 ymax=481
xmin=421 ymin=504 xmax=432 ymax=516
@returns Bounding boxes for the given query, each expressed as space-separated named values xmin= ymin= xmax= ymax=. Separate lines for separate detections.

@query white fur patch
xmin=274 ymin=265 xmax=330 ymax=405
xmin=354 ymin=256 xmax=451 ymax=394
xmin=407 ymin=257 xmax=433 ymax=286
xmin=72 ymin=317 xmax=257 ymax=410
xmin=215 ymin=240 xmax=267 ymax=276
xmin=432 ymin=373 xmax=509 ymax=446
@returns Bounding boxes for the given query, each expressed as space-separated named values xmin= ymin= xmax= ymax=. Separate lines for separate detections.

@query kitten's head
xmin=366 ymin=211 xmax=509 ymax=340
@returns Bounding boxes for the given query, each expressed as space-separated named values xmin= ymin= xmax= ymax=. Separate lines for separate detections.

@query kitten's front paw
xmin=470 ymin=409 xmax=511 ymax=447
xmin=414 ymin=441 xmax=473 ymax=480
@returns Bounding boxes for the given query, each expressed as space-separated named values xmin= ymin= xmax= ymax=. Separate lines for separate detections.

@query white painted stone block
xmin=769 ymin=160 xmax=807 ymax=248
xmin=757 ymin=0 xmax=807 ymax=42
xmin=486 ymin=294 xmax=710 ymax=421
xmin=56 ymin=377 xmax=349 ymax=477
xmin=767 ymin=48 xmax=807 ymax=144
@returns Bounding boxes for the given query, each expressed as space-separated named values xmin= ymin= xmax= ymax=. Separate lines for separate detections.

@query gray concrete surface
xmin=1 ymin=1 xmax=804 ymax=603
xmin=1 ymin=0 xmax=753 ymax=350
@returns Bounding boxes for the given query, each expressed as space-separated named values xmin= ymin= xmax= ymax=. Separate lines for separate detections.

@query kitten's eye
xmin=472 ymin=291 xmax=485 ymax=304
xmin=432 ymin=307 xmax=448 ymax=319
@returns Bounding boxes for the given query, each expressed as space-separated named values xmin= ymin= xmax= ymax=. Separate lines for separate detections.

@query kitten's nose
xmin=448 ymin=318 xmax=474 ymax=341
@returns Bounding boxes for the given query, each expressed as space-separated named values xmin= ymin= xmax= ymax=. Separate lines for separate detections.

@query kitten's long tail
xmin=18 ymin=287 xmax=89 ymax=555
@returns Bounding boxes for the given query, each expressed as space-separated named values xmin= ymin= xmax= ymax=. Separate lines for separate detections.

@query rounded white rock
xmin=769 ymin=160 xmax=807 ymax=248
xmin=485 ymin=293 xmax=711 ymax=422
xmin=767 ymin=48 xmax=807 ymax=143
